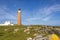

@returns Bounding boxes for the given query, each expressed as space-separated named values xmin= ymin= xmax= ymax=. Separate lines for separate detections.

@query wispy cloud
xmin=42 ymin=16 xmax=51 ymax=21
xmin=26 ymin=17 xmax=40 ymax=22
xmin=26 ymin=4 xmax=60 ymax=22
xmin=0 ymin=5 xmax=17 ymax=20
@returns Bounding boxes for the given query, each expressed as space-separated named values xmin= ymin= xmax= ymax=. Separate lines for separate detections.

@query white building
xmin=0 ymin=21 xmax=14 ymax=26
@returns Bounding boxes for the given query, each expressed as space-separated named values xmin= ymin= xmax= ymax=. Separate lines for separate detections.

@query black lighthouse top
xmin=18 ymin=9 xmax=21 ymax=10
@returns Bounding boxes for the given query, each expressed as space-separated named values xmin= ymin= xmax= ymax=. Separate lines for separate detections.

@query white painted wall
xmin=0 ymin=21 xmax=14 ymax=26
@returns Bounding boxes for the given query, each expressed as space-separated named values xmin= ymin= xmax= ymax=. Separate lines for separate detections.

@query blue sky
xmin=0 ymin=0 xmax=60 ymax=26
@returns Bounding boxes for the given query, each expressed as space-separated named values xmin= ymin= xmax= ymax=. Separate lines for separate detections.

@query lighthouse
xmin=18 ymin=9 xmax=21 ymax=26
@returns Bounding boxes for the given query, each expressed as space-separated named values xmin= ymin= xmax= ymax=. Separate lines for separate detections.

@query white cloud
xmin=26 ymin=4 xmax=60 ymax=22
xmin=42 ymin=16 xmax=51 ymax=21
xmin=26 ymin=17 xmax=41 ymax=22
xmin=38 ymin=4 xmax=60 ymax=15
xmin=0 ymin=5 xmax=17 ymax=20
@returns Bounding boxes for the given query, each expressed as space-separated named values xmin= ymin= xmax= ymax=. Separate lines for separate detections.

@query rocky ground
xmin=0 ymin=25 xmax=60 ymax=40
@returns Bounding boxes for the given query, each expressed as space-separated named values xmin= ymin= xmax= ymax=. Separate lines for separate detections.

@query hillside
xmin=0 ymin=25 xmax=60 ymax=40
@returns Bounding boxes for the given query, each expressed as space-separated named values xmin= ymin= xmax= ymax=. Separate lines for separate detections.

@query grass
xmin=0 ymin=25 xmax=60 ymax=40
xmin=0 ymin=25 xmax=36 ymax=40
xmin=0 ymin=25 xmax=28 ymax=40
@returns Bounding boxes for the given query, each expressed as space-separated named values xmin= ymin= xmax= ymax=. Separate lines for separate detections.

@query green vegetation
xmin=0 ymin=25 xmax=35 ymax=40
xmin=0 ymin=25 xmax=60 ymax=40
